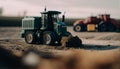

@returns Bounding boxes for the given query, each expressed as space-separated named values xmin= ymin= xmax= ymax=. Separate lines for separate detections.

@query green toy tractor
xmin=21 ymin=10 xmax=71 ymax=45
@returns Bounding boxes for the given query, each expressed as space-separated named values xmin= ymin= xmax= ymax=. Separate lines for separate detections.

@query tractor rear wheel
xmin=107 ymin=23 xmax=116 ymax=32
xmin=43 ymin=31 xmax=55 ymax=45
xmin=73 ymin=24 xmax=85 ymax=32
xmin=98 ymin=22 xmax=116 ymax=32
xmin=36 ymin=31 xmax=43 ymax=44
xmin=25 ymin=31 xmax=36 ymax=44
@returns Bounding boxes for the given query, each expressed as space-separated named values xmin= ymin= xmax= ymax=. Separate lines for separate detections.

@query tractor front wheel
xmin=73 ymin=24 xmax=85 ymax=32
xmin=25 ymin=31 xmax=36 ymax=44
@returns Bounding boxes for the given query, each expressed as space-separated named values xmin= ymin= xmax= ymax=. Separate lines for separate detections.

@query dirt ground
xmin=0 ymin=27 xmax=120 ymax=45
xmin=0 ymin=27 xmax=120 ymax=69
xmin=0 ymin=26 xmax=120 ymax=52
xmin=0 ymin=26 xmax=120 ymax=51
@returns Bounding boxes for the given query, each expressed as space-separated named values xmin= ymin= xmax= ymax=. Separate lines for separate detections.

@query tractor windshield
xmin=51 ymin=14 xmax=59 ymax=22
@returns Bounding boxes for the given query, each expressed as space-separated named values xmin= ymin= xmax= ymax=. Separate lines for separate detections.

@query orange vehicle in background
xmin=73 ymin=14 xmax=120 ymax=32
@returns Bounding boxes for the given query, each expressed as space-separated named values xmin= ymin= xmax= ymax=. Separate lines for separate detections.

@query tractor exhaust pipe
xmin=62 ymin=15 xmax=65 ymax=22
xmin=62 ymin=12 xmax=66 ymax=22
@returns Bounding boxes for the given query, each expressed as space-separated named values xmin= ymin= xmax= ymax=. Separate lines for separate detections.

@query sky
xmin=0 ymin=0 xmax=120 ymax=18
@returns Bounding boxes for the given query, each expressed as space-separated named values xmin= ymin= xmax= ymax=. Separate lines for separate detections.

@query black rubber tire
xmin=98 ymin=22 xmax=107 ymax=32
xmin=35 ymin=31 xmax=43 ymax=44
xmin=43 ymin=31 xmax=55 ymax=45
xmin=107 ymin=23 xmax=116 ymax=32
xmin=73 ymin=24 xmax=85 ymax=32
xmin=25 ymin=31 xmax=36 ymax=44
xmin=98 ymin=22 xmax=116 ymax=32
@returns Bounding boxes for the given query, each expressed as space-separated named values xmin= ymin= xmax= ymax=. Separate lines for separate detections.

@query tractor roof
xmin=41 ymin=11 xmax=61 ymax=14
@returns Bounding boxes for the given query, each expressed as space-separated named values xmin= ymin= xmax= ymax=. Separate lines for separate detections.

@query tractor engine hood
xmin=56 ymin=22 xmax=71 ymax=36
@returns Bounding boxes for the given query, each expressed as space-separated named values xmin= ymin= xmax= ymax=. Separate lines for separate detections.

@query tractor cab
xmin=40 ymin=11 xmax=69 ymax=36
xmin=40 ymin=11 xmax=61 ymax=31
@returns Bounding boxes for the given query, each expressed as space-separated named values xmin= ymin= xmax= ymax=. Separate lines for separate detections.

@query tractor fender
xmin=73 ymin=20 xmax=84 ymax=26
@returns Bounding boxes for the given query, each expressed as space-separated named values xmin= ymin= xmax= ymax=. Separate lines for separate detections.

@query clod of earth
xmin=61 ymin=35 xmax=82 ymax=48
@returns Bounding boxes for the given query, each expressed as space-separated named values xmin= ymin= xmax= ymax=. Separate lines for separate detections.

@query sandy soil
xmin=67 ymin=27 xmax=120 ymax=46
xmin=0 ymin=27 xmax=120 ymax=45
xmin=0 ymin=27 xmax=120 ymax=69
xmin=0 ymin=26 xmax=120 ymax=50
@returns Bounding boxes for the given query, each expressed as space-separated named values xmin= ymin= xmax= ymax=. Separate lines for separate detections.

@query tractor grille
xmin=22 ymin=18 xmax=34 ymax=29
xmin=23 ymin=21 xmax=33 ymax=28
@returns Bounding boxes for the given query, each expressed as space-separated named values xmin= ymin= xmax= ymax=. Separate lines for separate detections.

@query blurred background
xmin=0 ymin=0 xmax=120 ymax=26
